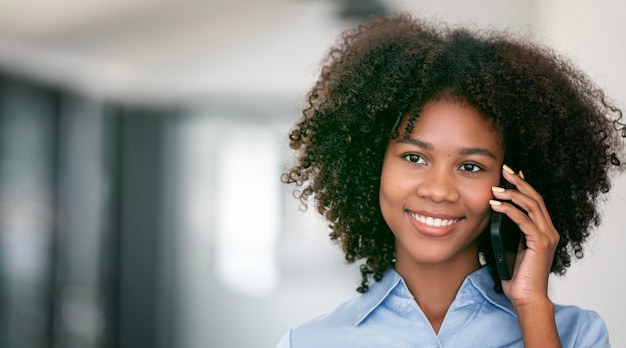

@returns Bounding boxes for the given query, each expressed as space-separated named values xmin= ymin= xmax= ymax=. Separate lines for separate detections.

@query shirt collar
xmin=353 ymin=266 xmax=517 ymax=326
xmin=354 ymin=268 xmax=406 ymax=326
xmin=466 ymin=266 xmax=517 ymax=317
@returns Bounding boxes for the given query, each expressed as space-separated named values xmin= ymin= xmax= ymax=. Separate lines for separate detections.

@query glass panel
xmin=0 ymin=81 xmax=56 ymax=348
xmin=214 ymin=125 xmax=281 ymax=297
xmin=54 ymin=97 xmax=106 ymax=348
xmin=172 ymin=110 xmax=360 ymax=348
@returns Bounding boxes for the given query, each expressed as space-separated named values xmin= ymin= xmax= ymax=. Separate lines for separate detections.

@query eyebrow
xmin=397 ymin=137 xmax=497 ymax=159
xmin=398 ymin=137 xmax=432 ymax=150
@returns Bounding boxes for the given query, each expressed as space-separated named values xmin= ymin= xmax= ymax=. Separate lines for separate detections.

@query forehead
xmin=402 ymin=101 xmax=503 ymax=154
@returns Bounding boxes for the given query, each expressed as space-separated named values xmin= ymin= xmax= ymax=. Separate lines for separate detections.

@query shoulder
xmin=277 ymin=269 xmax=405 ymax=348
xmin=467 ymin=267 xmax=610 ymax=347
xmin=274 ymin=331 xmax=291 ymax=348
xmin=297 ymin=294 xmax=360 ymax=329
xmin=554 ymin=305 xmax=610 ymax=347
xmin=283 ymin=291 xmax=366 ymax=348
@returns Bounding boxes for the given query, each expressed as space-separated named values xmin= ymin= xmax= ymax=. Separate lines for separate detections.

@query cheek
xmin=463 ymin=184 xmax=495 ymax=215
xmin=378 ymin=165 xmax=397 ymax=214
xmin=379 ymin=174 xmax=404 ymax=210
xmin=379 ymin=159 xmax=409 ymax=201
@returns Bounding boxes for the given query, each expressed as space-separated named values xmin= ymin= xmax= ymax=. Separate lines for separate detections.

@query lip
xmin=405 ymin=210 xmax=463 ymax=238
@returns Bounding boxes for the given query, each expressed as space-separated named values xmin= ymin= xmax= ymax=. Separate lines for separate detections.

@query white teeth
xmin=410 ymin=212 xmax=458 ymax=227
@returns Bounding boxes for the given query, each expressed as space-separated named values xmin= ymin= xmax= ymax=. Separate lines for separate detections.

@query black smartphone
xmin=490 ymin=178 xmax=522 ymax=280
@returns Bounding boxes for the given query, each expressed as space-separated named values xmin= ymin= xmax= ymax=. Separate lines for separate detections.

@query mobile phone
xmin=490 ymin=179 xmax=522 ymax=281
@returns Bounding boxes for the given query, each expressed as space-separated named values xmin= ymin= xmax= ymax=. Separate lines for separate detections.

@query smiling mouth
xmin=407 ymin=212 xmax=461 ymax=227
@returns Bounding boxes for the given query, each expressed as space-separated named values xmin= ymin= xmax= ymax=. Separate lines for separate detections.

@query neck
xmin=394 ymin=251 xmax=481 ymax=334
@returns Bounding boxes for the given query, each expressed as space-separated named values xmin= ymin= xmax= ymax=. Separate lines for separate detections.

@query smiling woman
xmin=380 ymin=100 xmax=501 ymax=270
xmin=277 ymin=13 xmax=626 ymax=348
xmin=379 ymin=101 xmax=504 ymax=333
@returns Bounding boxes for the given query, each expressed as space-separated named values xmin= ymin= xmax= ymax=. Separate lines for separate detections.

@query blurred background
xmin=0 ymin=0 xmax=624 ymax=347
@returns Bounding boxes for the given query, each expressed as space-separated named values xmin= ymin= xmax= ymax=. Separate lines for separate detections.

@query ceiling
xmin=0 ymin=0 xmax=535 ymax=105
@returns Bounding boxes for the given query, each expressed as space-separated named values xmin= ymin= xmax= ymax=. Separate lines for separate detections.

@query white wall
xmin=535 ymin=1 xmax=626 ymax=346
xmin=253 ymin=1 xmax=626 ymax=346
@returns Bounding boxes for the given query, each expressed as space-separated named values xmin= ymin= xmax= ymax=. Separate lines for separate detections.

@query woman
xmin=278 ymin=14 xmax=625 ymax=347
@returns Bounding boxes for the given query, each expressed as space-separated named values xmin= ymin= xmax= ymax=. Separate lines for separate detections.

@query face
xmin=379 ymin=100 xmax=503 ymax=272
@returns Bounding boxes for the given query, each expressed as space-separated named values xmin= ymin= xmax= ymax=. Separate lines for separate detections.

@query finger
xmin=499 ymin=165 xmax=558 ymax=243
xmin=489 ymin=199 xmax=538 ymax=236
xmin=491 ymin=187 xmax=551 ymax=233
xmin=490 ymin=200 xmax=559 ymax=248
xmin=491 ymin=188 xmax=559 ymax=244
xmin=501 ymin=166 xmax=544 ymax=208
xmin=500 ymin=166 xmax=556 ymax=231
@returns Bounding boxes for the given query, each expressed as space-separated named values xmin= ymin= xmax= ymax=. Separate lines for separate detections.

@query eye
xmin=403 ymin=153 xmax=426 ymax=164
xmin=459 ymin=162 xmax=483 ymax=173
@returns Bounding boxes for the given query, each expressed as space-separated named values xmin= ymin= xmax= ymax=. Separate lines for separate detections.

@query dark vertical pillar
xmin=117 ymin=109 xmax=166 ymax=348
xmin=100 ymin=106 xmax=122 ymax=348
xmin=47 ymin=89 xmax=62 ymax=348
xmin=0 ymin=74 xmax=7 ymax=348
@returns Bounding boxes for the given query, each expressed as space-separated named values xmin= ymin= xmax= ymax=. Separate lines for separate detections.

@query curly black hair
xmin=281 ymin=14 xmax=626 ymax=293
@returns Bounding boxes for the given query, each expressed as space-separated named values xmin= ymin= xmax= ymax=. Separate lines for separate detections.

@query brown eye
xmin=460 ymin=163 xmax=482 ymax=172
xmin=403 ymin=153 xmax=426 ymax=164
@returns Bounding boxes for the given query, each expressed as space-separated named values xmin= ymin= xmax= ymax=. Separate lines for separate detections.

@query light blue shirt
xmin=276 ymin=267 xmax=609 ymax=347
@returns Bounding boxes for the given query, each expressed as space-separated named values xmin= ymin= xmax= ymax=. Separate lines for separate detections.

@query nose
xmin=415 ymin=169 xmax=460 ymax=203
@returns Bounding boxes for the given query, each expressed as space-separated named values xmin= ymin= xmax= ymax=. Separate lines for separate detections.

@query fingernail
xmin=502 ymin=164 xmax=515 ymax=174
xmin=492 ymin=186 xmax=505 ymax=192
xmin=519 ymin=170 xmax=525 ymax=179
xmin=489 ymin=199 xmax=502 ymax=206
